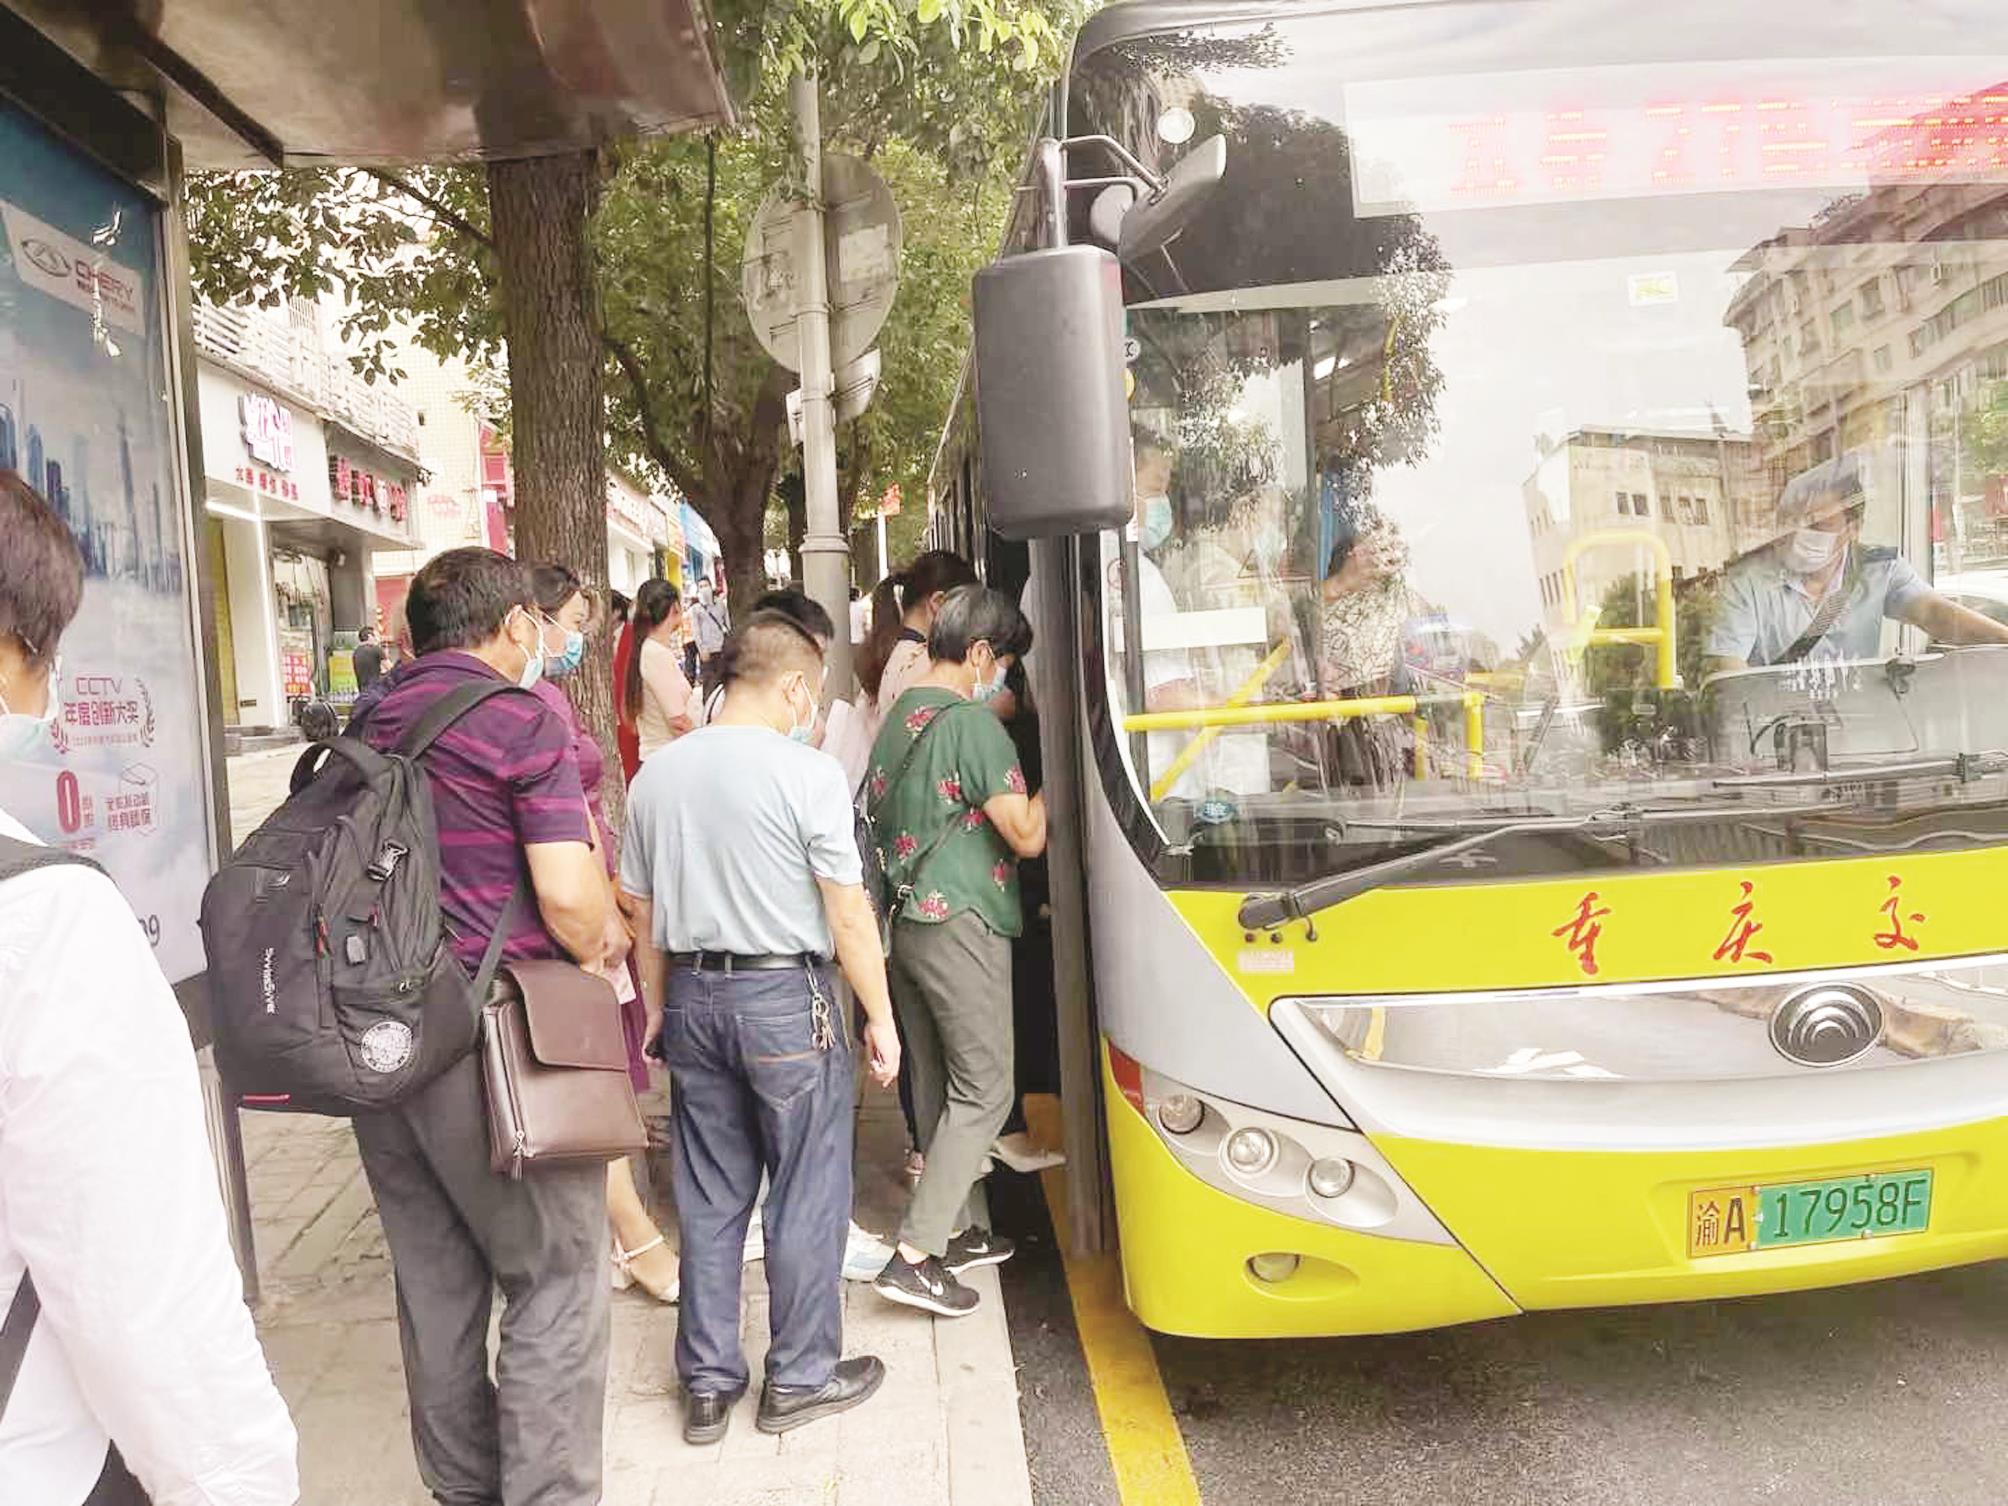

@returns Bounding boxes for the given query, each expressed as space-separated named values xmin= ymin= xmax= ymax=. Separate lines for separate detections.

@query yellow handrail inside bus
xmin=1560 ymin=528 xmax=1677 ymax=689
xmin=1124 ymin=690 xmax=1487 ymax=780
xmin=1147 ymin=638 xmax=1295 ymax=801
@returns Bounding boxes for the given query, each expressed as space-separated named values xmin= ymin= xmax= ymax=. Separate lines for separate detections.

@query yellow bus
xmin=935 ymin=0 xmax=2008 ymax=1338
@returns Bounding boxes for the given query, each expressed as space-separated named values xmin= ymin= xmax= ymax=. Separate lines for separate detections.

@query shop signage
xmin=240 ymin=391 xmax=295 ymax=472
xmin=328 ymin=453 xmax=410 ymax=524
xmin=232 ymin=463 xmax=300 ymax=503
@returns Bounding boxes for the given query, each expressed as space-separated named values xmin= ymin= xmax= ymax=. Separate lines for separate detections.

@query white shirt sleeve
xmin=0 ymin=866 xmax=299 ymax=1506
xmin=798 ymin=752 xmax=864 ymax=886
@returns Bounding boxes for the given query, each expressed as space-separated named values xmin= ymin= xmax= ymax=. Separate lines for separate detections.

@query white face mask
xmin=1784 ymin=527 xmax=1845 ymax=576
xmin=972 ymin=655 xmax=1008 ymax=704
xmin=0 ymin=657 xmax=60 ymax=761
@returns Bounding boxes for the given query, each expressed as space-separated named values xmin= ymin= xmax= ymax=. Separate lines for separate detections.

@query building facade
xmin=192 ymin=299 xmax=420 ymax=733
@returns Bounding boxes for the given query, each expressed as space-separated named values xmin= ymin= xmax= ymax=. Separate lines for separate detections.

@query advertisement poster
xmin=0 ymin=101 xmax=214 ymax=984
xmin=278 ymin=626 xmax=315 ymax=699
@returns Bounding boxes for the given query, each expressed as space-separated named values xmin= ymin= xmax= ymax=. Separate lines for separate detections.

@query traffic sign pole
xmin=789 ymin=69 xmax=853 ymax=695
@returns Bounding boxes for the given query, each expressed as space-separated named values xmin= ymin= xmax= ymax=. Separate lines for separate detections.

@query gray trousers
xmin=889 ymin=912 xmax=1014 ymax=1258
xmin=665 ymin=962 xmax=854 ymax=1395
xmin=352 ymin=1053 xmax=610 ymax=1506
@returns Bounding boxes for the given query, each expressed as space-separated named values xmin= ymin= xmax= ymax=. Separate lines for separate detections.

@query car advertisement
xmin=0 ymin=100 xmax=215 ymax=985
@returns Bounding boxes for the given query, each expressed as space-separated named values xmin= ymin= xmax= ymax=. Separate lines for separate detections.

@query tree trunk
xmin=487 ymin=151 xmax=620 ymax=831
xmin=708 ymin=368 xmax=792 ymax=619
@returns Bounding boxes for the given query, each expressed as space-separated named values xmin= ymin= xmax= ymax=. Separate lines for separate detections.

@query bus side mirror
xmin=972 ymin=245 xmax=1134 ymax=541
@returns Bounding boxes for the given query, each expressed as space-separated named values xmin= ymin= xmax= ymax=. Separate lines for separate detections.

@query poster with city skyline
xmin=0 ymin=99 xmax=214 ymax=986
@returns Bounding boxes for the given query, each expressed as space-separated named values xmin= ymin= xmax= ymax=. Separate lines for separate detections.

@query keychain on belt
xmin=806 ymin=962 xmax=836 ymax=1052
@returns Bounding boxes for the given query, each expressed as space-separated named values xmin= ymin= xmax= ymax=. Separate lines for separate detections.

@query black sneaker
xmin=873 ymin=1253 xmax=980 ymax=1317
xmin=943 ymin=1226 xmax=1016 ymax=1274
xmin=756 ymin=1356 xmax=887 ymax=1434
xmin=683 ymin=1389 xmax=740 ymax=1445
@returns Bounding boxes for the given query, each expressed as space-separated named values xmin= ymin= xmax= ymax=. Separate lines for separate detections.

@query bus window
xmin=1079 ymin=27 xmax=2008 ymax=887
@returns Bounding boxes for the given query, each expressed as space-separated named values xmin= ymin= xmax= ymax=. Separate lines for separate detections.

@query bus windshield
xmin=1072 ymin=4 xmax=2008 ymax=887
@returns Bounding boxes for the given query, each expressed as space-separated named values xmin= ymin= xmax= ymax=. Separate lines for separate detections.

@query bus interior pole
xmin=790 ymin=69 xmax=853 ymax=697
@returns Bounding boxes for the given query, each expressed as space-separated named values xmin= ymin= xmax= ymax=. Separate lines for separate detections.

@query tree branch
xmin=604 ymin=331 xmax=704 ymax=501
xmin=366 ymin=169 xmax=494 ymax=251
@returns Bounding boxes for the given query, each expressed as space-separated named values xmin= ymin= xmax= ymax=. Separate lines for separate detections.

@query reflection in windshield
xmin=1076 ymin=18 xmax=2008 ymax=882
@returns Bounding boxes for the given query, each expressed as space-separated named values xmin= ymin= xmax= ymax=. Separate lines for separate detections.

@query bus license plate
xmin=1688 ymin=1169 xmax=1932 ymax=1258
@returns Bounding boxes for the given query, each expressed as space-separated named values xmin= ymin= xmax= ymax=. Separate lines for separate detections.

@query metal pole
xmin=876 ymin=508 xmax=889 ymax=581
xmin=790 ymin=70 xmax=854 ymax=697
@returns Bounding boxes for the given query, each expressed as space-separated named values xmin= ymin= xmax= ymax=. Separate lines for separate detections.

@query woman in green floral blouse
xmin=861 ymin=587 xmax=1048 ymax=1317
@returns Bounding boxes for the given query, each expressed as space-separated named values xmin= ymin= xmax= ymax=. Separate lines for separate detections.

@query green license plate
xmin=1688 ymin=1169 xmax=1933 ymax=1257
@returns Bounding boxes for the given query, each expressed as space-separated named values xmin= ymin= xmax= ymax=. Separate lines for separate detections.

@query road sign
xmin=743 ymin=153 xmax=902 ymax=373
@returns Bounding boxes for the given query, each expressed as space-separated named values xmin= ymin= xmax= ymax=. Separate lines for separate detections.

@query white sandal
xmin=611 ymin=1235 xmax=679 ymax=1304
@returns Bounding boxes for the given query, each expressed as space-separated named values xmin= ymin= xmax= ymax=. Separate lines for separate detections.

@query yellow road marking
xmin=1025 ymin=1096 xmax=1202 ymax=1506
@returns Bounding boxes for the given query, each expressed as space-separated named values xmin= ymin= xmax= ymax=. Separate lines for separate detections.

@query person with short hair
xmin=866 ymin=586 xmax=1048 ymax=1318
xmin=352 ymin=546 xmax=616 ymax=1506
xmin=622 ymin=612 xmax=901 ymax=1445
xmin=0 ymin=471 xmax=299 ymax=1505
xmin=691 ymin=576 xmax=730 ymax=676
xmin=1707 ymin=454 xmax=2008 ymax=671
xmin=352 ymin=623 xmax=386 ymax=692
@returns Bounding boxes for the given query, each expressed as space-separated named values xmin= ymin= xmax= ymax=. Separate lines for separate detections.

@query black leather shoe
xmin=755 ymin=1356 xmax=887 ymax=1434
xmin=684 ymin=1390 xmax=738 ymax=1445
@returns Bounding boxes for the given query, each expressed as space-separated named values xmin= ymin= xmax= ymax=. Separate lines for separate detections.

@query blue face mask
xmin=971 ymin=658 xmax=1008 ymax=704
xmin=546 ymin=627 xmax=586 ymax=679
xmin=0 ymin=659 xmax=60 ymax=762
xmin=1139 ymin=495 xmax=1174 ymax=552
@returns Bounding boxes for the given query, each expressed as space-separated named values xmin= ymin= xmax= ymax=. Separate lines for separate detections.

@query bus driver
xmin=1705 ymin=454 xmax=2008 ymax=672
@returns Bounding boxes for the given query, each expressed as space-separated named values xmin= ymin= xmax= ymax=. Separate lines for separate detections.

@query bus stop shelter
xmin=0 ymin=0 xmax=731 ymax=1294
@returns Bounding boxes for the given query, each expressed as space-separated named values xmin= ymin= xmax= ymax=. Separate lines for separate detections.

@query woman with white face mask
xmin=1705 ymin=457 xmax=2008 ymax=672
xmin=0 ymin=472 xmax=299 ymax=1505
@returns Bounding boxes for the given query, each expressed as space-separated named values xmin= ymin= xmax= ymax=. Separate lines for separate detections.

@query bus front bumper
xmin=1376 ymin=1120 xmax=2008 ymax=1311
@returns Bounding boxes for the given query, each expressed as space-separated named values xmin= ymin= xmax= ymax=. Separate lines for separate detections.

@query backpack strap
xmin=0 ymin=834 xmax=103 ymax=884
xmin=397 ymin=678 xmax=530 ymax=761
xmin=0 ymin=1271 xmax=37 ymax=1426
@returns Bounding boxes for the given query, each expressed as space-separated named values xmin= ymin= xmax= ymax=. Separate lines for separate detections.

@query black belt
xmin=670 ymin=950 xmax=824 ymax=973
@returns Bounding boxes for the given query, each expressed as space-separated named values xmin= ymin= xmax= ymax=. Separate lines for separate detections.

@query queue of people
xmin=1 ymin=439 xmax=1054 ymax=1501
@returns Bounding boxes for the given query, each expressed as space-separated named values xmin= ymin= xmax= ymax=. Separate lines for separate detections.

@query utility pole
xmin=790 ymin=70 xmax=853 ymax=695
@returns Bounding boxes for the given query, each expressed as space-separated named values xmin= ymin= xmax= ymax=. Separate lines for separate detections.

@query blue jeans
xmin=664 ymin=963 xmax=854 ymax=1395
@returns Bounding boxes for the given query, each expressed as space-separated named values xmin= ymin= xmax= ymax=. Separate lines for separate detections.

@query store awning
xmin=8 ymin=0 xmax=732 ymax=169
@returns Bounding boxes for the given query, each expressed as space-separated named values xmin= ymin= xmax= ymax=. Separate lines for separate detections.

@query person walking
xmin=690 ymin=577 xmax=729 ymax=684
xmin=854 ymin=549 xmax=979 ymax=1182
xmin=352 ymin=546 xmax=617 ymax=1506
xmin=0 ymin=472 xmax=299 ymax=1505
xmin=352 ymin=624 xmax=386 ymax=692
xmin=865 ymin=586 xmax=1047 ymax=1318
xmin=527 ymin=564 xmax=679 ymax=1307
xmin=621 ymin=612 xmax=901 ymax=1444
xmin=626 ymin=578 xmax=696 ymax=762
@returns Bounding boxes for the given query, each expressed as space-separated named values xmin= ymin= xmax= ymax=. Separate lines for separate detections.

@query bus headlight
xmin=1224 ymin=1126 xmax=1278 ymax=1177
xmin=1307 ymin=1157 xmax=1356 ymax=1200
xmin=1158 ymin=1093 xmax=1204 ymax=1135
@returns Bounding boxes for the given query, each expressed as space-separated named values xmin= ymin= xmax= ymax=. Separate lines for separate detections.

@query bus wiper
xmin=1238 ymin=802 xmax=1825 ymax=933
xmin=1713 ymin=752 xmax=2008 ymax=790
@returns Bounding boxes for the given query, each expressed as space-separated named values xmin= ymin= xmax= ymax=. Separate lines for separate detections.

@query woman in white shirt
xmin=0 ymin=472 xmax=297 ymax=1505
xmin=854 ymin=550 xmax=978 ymax=750
xmin=625 ymin=577 xmax=697 ymax=761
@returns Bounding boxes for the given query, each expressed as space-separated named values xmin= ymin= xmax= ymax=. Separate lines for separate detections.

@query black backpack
xmin=200 ymin=680 xmax=525 ymax=1116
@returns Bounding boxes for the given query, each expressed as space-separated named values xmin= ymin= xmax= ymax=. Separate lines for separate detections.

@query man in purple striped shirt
xmin=351 ymin=547 xmax=615 ymax=1506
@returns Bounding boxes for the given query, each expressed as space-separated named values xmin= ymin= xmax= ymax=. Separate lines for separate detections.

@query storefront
xmin=195 ymin=361 xmax=416 ymax=731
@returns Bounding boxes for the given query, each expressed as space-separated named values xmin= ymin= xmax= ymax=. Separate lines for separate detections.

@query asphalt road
xmin=998 ymin=1168 xmax=2008 ymax=1506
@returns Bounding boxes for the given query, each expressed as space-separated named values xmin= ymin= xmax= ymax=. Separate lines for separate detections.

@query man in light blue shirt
xmin=1706 ymin=456 xmax=2008 ymax=670
xmin=621 ymin=612 xmax=899 ymax=1446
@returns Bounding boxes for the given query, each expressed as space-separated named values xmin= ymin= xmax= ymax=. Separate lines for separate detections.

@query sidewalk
xmin=227 ymin=750 xmax=1035 ymax=1506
